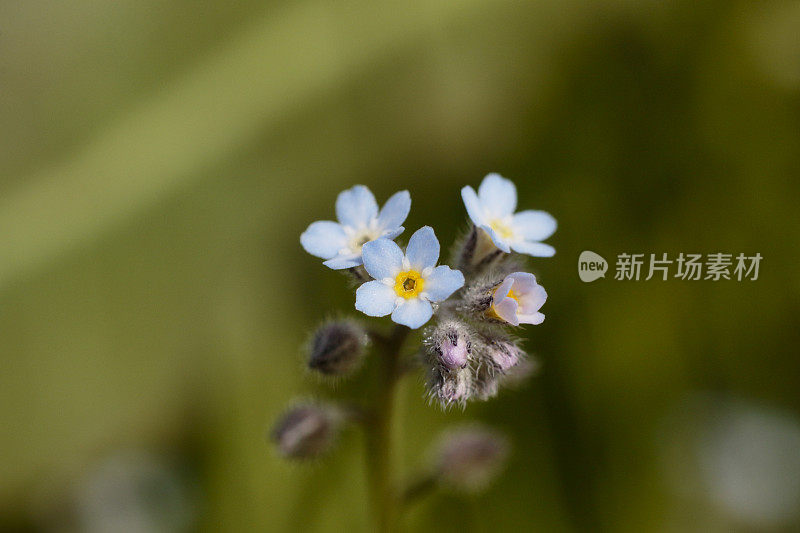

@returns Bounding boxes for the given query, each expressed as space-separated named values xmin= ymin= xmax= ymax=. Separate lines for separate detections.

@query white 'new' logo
xmin=578 ymin=251 xmax=607 ymax=282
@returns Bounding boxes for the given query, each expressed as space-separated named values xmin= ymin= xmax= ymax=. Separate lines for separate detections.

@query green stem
xmin=365 ymin=324 xmax=409 ymax=533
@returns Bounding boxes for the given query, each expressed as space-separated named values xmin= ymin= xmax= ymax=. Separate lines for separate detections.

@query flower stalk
xmin=365 ymin=324 xmax=409 ymax=533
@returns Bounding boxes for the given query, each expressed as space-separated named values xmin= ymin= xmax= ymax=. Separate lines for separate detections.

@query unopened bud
xmin=460 ymin=279 xmax=497 ymax=316
xmin=308 ymin=320 xmax=367 ymax=376
xmin=427 ymin=367 xmax=472 ymax=408
xmin=439 ymin=369 xmax=470 ymax=404
xmin=271 ymin=404 xmax=340 ymax=459
xmin=425 ymin=320 xmax=472 ymax=370
xmin=434 ymin=426 xmax=510 ymax=492
xmin=427 ymin=321 xmax=472 ymax=370
xmin=487 ymin=339 xmax=523 ymax=372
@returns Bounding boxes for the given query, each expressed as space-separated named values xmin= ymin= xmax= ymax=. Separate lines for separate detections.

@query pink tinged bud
xmin=435 ymin=427 xmax=510 ymax=493
xmin=438 ymin=330 xmax=470 ymax=369
xmin=439 ymin=370 xmax=470 ymax=404
xmin=426 ymin=321 xmax=473 ymax=372
xmin=271 ymin=405 xmax=339 ymax=460
xmin=308 ymin=321 xmax=367 ymax=376
xmin=488 ymin=340 xmax=522 ymax=372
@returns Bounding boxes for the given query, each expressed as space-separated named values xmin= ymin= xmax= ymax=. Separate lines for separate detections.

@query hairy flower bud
xmin=460 ymin=278 xmax=498 ymax=316
xmin=271 ymin=404 xmax=340 ymax=459
xmin=434 ymin=426 xmax=510 ymax=493
xmin=440 ymin=337 xmax=468 ymax=370
xmin=425 ymin=321 xmax=472 ymax=370
xmin=440 ymin=369 xmax=470 ymax=404
xmin=486 ymin=338 xmax=523 ymax=372
xmin=308 ymin=320 xmax=367 ymax=376
xmin=427 ymin=367 xmax=472 ymax=408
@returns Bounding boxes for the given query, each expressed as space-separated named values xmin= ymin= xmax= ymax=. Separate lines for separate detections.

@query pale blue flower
xmin=461 ymin=173 xmax=556 ymax=256
xmin=301 ymin=185 xmax=411 ymax=269
xmin=355 ymin=226 xmax=464 ymax=329
xmin=489 ymin=272 xmax=547 ymax=326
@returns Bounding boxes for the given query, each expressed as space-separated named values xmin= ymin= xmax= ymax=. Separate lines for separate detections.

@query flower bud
xmin=440 ymin=369 xmax=470 ymax=404
xmin=308 ymin=320 xmax=367 ymax=376
xmin=427 ymin=367 xmax=472 ymax=408
xmin=460 ymin=278 xmax=497 ymax=316
xmin=486 ymin=339 xmax=523 ymax=372
xmin=426 ymin=321 xmax=472 ymax=370
xmin=271 ymin=404 xmax=340 ymax=459
xmin=434 ymin=426 xmax=510 ymax=493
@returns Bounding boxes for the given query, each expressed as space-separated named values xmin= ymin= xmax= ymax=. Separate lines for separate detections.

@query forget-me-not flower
xmin=461 ymin=173 xmax=556 ymax=257
xmin=301 ymin=185 xmax=411 ymax=269
xmin=489 ymin=272 xmax=547 ymax=326
xmin=355 ymin=226 xmax=464 ymax=329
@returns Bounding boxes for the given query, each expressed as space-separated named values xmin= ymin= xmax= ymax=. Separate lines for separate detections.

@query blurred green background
xmin=2 ymin=1 xmax=800 ymax=531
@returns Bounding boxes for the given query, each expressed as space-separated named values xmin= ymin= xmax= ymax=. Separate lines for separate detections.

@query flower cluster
xmin=273 ymin=173 xmax=555 ymax=521
xmin=300 ymin=173 xmax=555 ymax=406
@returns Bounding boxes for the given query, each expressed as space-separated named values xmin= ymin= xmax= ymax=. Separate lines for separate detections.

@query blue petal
xmin=362 ymin=238 xmax=404 ymax=280
xmin=391 ymin=298 xmax=433 ymax=329
xmin=460 ymin=186 xmax=487 ymax=227
xmin=510 ymin=241 xmax=556 ymax=257
xmin=381 ymin=226 xmax=404 ymax=240
xmin=336 ymin=185 xmax=378 ymax=228
xmin=300 ymin=221 xmax=347 ymax=259
xmin=377 ymin=190 xmax=411 ymax=230
xmin=480 ymin=224 xmax=511 ymax=253
xmin=405 ymin=226 xmax=440 ymax=271
xmin=423 ymin=266 xmax=464 ymax=302
xmin=478 ymin=173 xmax=517 ymax=218
xmin=323 ymin=253 xmax=362 ymax=269
xmin=355 ymin=281 xmax=397 ymax=317
xmin=512 ymin=210 xmax=557 ymax=241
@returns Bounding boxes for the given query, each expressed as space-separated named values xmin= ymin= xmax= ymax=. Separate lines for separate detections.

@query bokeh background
xmin=3 ymin=1 xmax=800 ymax=531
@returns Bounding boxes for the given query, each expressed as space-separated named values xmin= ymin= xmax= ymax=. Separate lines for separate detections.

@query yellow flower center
xmin=488 ymin=287 xmax=521 ymax=320
xmin=490 ymin=219 xmax=515 ymax=240
xmin=394 ymin=270 xmax=424 ymax=299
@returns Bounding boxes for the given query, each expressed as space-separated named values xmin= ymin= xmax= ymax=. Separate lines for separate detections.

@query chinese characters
xmin=613 ymin=253 xmax=761 ymax=281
